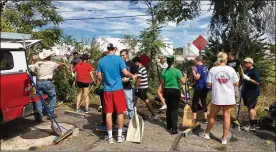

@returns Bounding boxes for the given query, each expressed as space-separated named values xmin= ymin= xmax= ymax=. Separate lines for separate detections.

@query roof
xmin=1 ymin=32 xmax=31 ymax=40
xmin=0 ymin=42 xmax=24 ymax=49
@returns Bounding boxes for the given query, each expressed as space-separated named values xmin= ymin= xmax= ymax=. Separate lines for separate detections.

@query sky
xmin=49 ymin=1 xmax=213 ymax=48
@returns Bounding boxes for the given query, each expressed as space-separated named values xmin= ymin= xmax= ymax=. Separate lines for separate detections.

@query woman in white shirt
xmin=199 ymin=52 xmax=239 ymax=145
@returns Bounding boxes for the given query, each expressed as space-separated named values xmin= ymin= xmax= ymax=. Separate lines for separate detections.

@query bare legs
xmin=205 ymin=104 xmax=233 ymax=139
xmin=76 ymin=87 xmax=90 ymax=110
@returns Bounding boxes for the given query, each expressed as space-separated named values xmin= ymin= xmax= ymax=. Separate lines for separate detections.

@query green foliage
xmin=52 ymin=60 xmax=76 ymax=102
xmin=174 ymin=47 xmax=183 ymax=55
xmin=153 ymin=0 xmax=200 ymax=24
xmin=205 ymin=33 xmax=274 ymax=85
xmin=209 ymin=0 xmax=267 ymax=57
xmin=32 ymin=28 xmax=63 ymax=48
xmin=0 ymin=16 xmax=14 ymax=32
xmin=121 ymin=34 xmax=139 ymax=53
xmin=139 ymin=23 xmax=165 ymax=57
xmin=204 ymin=0 xmax=273 ymax=85
xmin=2 ymin=0 xmax=63 ymax=48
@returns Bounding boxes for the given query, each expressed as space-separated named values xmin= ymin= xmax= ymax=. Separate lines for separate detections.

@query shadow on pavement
xmin=253 ymin=129 xmax=276 ymax=142
xmin=0 ymin=117 xmax=39 ymax=141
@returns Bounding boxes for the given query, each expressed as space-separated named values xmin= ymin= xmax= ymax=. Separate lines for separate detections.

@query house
xmin=176 ymin=42 xmax=205 ymax=62
xmin=94 ymin=37 xmax=174 ymax=57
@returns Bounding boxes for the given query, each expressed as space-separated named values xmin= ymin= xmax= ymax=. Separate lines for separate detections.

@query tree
xmin=263 ymin=1 xmax=276 ymax=44
xmin=1 ymin=0 xmax=63 ymax=48
xmin=121 ymin=34 xmax=139 ymax=54
xmin=152 ymin=0 xmax=200 ymax=24
xmin=209 ymin=0 xmax=267 ymax=58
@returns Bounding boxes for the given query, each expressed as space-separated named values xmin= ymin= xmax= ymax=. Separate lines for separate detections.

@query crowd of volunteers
xmin=30 ymin=43 xmax=260 ymax=145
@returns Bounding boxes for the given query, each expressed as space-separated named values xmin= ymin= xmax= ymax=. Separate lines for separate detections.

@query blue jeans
xmin=124 ymin=89 xmax=134 ymax=119
xmin=35 ymin=80 xmax=57 ymax=119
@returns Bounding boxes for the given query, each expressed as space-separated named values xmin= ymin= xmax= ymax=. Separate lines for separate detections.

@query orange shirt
xmin=74 ymin=62 xmax=93 ymax=83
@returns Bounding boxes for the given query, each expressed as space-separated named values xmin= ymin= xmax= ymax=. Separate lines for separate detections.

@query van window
xmin=0 ymin=51 xmax=14 ymax=70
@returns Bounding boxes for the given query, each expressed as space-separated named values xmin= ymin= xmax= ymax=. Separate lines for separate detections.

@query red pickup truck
xmin=0 ymin=36 xmax=47 ymax=123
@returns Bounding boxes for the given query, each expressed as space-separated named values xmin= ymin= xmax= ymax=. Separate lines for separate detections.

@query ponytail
xmin=166 ymin=57 xmax=174 ymax=70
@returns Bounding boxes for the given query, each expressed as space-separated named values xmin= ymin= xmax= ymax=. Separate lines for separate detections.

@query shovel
xmin=126 ymin=107 xmax=144 ymax=143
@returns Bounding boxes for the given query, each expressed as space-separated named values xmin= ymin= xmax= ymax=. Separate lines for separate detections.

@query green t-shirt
xmin=161 ymin=68 xmax=183 ymax=89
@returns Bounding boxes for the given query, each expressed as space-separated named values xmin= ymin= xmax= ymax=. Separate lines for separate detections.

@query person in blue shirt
xmin=96 ymin=43 xmax=134 ymax=144
xmin=192 ymin=56 xmax=209 ymax=124
xmin=242 ymin=57 xmax=260 ymax=130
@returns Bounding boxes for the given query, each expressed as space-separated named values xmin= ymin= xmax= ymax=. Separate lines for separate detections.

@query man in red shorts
xmin=96 ymin=43 xmax=134 ymax=144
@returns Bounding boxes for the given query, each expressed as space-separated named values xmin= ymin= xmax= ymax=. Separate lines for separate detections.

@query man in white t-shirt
xmin=32 ymin=49 xmax=66 ymax=122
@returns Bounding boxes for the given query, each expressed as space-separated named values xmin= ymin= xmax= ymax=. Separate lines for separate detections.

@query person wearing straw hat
xmin=32 ymin=49 xmax=66 ymax=122
xmin=74 ymin=53 xmax=95 ymax=113
xmin=242 ymin=57 xmax=260 ymax=130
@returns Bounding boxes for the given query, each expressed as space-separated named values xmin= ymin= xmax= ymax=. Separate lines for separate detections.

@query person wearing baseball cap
xmin=70 ymin=51 xmax=81 ymax=77
xmin=96 ymin=43 xmax=134 ymax=143
xmin=242 ymin=57 xmax=260 ymax=130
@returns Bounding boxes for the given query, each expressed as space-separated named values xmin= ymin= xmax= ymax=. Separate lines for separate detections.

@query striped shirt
xmin=137 ymin=66 xmax=148 ymax=89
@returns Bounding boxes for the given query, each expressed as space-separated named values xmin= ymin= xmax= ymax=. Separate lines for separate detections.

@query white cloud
xmin=198 ymin=23 xmax=209 ymax=29
xmin=53 ymin=1 xmax=212 ymax=47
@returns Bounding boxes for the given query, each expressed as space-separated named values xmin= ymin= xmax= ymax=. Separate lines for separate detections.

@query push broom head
xmin=64 ymin=110 xmax=86 ymax=118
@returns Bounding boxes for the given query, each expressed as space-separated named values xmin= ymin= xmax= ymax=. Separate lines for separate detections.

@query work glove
xmin=71 ymin=72 xmax=75 ymax=77
xmin=243 ymin=74 xmax=251 ymax=81
xmin=129 ymin=77 xmax=134 ymax=82
xmin=94 ymin=88 xmax=100 ymax=95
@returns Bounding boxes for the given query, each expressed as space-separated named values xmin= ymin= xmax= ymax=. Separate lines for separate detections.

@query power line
xmin=63 ymin=14 xmax=149 ymax=21
xmin=57 ymin=8 xmax=148 ymax=12
xmin=58 ymin=9 xmax=213 ymax=13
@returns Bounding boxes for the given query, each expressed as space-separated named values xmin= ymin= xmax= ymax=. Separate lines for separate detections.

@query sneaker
xmin=199 ymin=132 xmax=210 ymax=140
xmin=150 ymin=114 xmax=158 ymax=120
xmin=105 ymin=136 xmax=115 ymax=144
xmin=117 ymin=135 xmax=125 ymax=143
xmin=97 ymin=106 xmax=102 ymax=112
xmin=202 ymin=119 xmax=208 ymax=124
xmin=249 ymin=125 xmax=256 ymax=131
xmin=85 ymin=109 xmax=91 ymax=114
xmin=171 ymin=129 xmax=178 ymax=134
xmin=159 ymin=105 xmax=167 ymax=110
xmin=221 ymin=138 xmax=227 ymax=145
xmin=76 ymin=109 xmax=84 ymax=113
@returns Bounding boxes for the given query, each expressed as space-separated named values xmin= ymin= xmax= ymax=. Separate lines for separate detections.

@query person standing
xmin=158 ymin=56 xmax=168 ymax=71
xmin=95 ymin=51 xmax=117 ymax=126
xmin=159 ymin=56 xmax=186 ymax=134
xmin=70 ymin=51 xmax=81 ymax=77
xmin=74 ymin=54 xmax=95 ymax=113
xmin=192 ymin=56 xmax=209 ymax=124
xmin=227 ymin=52 xmax=243 ymax=103
xmin=120 ymin=49 xmax=137 ymax=119
xmin=132 ymin=56 xmax=158 ymax=120
xmin=96 ymin=43 xmax=134 ymax=144
xmin=32 ymin=49 xmax=66 ymax=121
xmin=199 ymin=52 xmax=239 ymax=145
xmin=242 ymin=57 xmax=260 ymax=130
xmin=157 ymin=57 xmax=168 ymax=110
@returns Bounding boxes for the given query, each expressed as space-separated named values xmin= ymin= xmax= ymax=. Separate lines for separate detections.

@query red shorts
xmin=104 ymin=89 xmax=126 ymax=113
